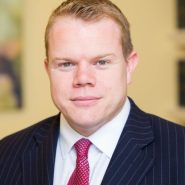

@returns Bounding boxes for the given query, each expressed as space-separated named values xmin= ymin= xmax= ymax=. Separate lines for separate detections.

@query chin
xmin=74 ymin=119 xmax=97 ymax=127
xmin=69 ymin=117 xmax=100 ymax=127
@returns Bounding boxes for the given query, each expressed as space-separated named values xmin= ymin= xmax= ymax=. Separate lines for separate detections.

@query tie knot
xmin=74 ymin=138 xmax=92 ymax=157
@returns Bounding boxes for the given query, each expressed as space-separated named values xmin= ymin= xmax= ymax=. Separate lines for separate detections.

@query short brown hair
xmin=45 ymin=0 xmax=133 ymax=58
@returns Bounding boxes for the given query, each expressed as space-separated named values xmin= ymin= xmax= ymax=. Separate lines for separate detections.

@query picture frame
xmin=177 ymin=0 xmax=185 ymax=28
xmin=0 ymin=0 xmax=22 ymax=110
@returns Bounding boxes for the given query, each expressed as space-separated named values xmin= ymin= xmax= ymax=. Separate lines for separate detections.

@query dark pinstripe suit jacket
xmin=0 ymin=99 xmax=185 ymax=185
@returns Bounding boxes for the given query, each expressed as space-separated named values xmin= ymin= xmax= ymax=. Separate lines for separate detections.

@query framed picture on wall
xmin=177 ymin=0 xmax=185 ymax=28
xmin=0 ymin=0 xmax=22 ymax=111
xmin=178 ymin=60 xmax=185 ymax=106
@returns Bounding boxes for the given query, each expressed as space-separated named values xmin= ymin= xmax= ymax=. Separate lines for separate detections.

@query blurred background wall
xmin=0 ymin=0 xmax=185 ymax=138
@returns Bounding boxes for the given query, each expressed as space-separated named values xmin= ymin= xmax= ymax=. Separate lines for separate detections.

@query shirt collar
xmin=59 ymin=119 xmax=83 ymax=159
xmin=59 ymin=97 xmax=130 ymax=159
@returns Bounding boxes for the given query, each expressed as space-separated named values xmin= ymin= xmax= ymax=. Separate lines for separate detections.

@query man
xmin=0 ymin=0 xmax=185 ymax=185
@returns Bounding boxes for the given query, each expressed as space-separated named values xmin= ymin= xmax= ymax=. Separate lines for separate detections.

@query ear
xmin=126 ymin=51 xmax=139 ymax=84
xmin=44 ymin=58 xmax=50 ymax=75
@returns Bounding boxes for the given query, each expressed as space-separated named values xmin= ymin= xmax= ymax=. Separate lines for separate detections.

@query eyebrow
xmin=51 ymin=57 xmax=73 ymax=63
xmin=93 ymin=53 xmax=116 ymax=60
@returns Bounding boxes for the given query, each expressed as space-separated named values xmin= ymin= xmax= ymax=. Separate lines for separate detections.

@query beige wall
xmin=0 ymin=0 xmax=185 ymax=139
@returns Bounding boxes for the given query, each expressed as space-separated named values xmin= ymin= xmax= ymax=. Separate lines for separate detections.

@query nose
xmin=73 ymin=62 xmax=96 ymax=87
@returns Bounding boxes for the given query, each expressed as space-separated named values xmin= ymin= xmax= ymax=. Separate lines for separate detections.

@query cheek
xmin=110 ymin=72 xmax=127 ymax=98
xmin=101 ymin=69 xmax=126 ymax=88
xmin=49 ymin=74 xmax=71 ymax=97
xmin=96 ymin=76 xmax=125 ymax=103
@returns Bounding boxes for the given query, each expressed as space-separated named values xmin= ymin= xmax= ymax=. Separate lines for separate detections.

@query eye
xmin=59 ymin=62 xmax=73 ymax=67
xmin=57 ymin=62 xmax=75 ymax=71
xmin=96 ymin=60 xmax=108 ymax=65
xmin=94 ymin=59 xmax=110 ymax=69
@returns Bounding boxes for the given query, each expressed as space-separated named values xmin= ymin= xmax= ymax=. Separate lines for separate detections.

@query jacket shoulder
xmin=147 ymin=113 xmax=185 ymax=155
xmin=149 ymin=113 xmax=185 ymax=136
xmin=0 ymin=114 xmax=59 ymax=157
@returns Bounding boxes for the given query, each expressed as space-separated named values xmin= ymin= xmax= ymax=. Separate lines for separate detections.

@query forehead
xmin=49 ymin=16 xmax=122 ymax=41
xmin=48 ymin=16 xmax=123 ymax=59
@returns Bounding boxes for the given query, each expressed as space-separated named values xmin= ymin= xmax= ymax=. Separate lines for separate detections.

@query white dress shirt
xmin=53 ymin=98 xmax=130 ymax=185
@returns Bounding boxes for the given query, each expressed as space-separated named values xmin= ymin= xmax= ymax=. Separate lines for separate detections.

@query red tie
xmin=67 ymin=138 xmax=92 ymax=185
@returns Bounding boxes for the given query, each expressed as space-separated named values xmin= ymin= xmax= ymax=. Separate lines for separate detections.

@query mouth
xmin=71 ymin=96 xmax=101 ymax=106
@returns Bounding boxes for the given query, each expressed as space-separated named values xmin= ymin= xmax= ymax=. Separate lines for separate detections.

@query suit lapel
xmin=21 ymin=114 xmax=60 ymax=185
xmin=101 ymin=98 xmax=155 ymax=185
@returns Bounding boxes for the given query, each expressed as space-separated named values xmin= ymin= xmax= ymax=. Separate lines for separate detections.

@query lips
xmin=71 ymin=96 xmax=101 ymax=106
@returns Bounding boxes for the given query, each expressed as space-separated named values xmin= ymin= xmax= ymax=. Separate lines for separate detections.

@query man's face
xmin=45 ymin=16 xmax=138 ymax=136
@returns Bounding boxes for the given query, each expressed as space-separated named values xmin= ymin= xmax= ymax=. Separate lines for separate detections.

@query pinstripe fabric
xmin=101 ymin=99 xmax=185 ymax=185
xmin=0 ymin=98 xmax=185 ymax=185
xmin=0 ymin=114 xmax=60 ymax=185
